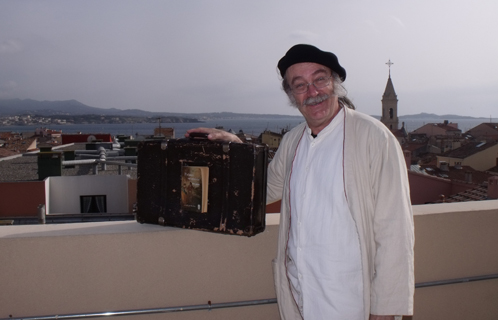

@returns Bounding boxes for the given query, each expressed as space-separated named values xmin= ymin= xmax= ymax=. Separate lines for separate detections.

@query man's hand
xmin=185 ymin=127 xmax=243 ymax=143
xmin=369 ymin=315 xmax=395 ymax=320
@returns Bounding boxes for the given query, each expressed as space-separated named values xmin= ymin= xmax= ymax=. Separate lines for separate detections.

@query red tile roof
xmin=441 ymin=141 xmax=498 ymax=158
xmin=0 ymin=148 xmax=19 ymax=158
xmin=433 ymin=183 xmax=489 ymax=203
xmin=419 ymin=164 xmax=493 ymax=185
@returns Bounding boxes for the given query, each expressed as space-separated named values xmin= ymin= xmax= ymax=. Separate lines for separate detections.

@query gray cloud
xmin=0 ymin=39 xmax=22 ymax=54
xmin=0 ymin=0 xmax=497 ymax=118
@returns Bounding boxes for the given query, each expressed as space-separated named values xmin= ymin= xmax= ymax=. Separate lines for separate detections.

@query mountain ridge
xmin=0 ymin=98 xmax=488 ymax=120
xmin=0 ymin=98 xmax=303 ymax=119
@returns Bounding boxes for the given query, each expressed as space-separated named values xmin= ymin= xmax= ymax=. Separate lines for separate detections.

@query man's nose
xmin=307 ymin=83 xmax=320 ymax=96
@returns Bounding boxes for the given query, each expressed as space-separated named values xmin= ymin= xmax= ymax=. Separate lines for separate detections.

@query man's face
xmin=286 ymin=62 xmax=340 ymax=135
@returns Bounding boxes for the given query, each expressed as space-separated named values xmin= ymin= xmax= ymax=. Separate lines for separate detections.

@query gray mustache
xmin=303 ymin=94 xmax=329 ymax=107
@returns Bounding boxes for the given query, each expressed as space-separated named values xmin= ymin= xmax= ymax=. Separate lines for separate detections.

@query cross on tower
xmin=386 ymin=59 xmax=394 ymax=77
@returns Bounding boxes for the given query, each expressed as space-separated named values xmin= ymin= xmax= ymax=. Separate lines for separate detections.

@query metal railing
xmin=3 ymin=274 xmax=498 ymax=320
xmin=1 ymin=298 xmax=277 ymax=320
xmin=414 ymin=273 xmax=498 ymax=288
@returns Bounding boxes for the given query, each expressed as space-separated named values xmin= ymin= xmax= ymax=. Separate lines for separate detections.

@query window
xmin=80 ymin=195 xmax=107 ymax=213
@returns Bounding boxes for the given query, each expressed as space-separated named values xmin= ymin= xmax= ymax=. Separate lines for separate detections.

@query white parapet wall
xmin=1 ymin=203 xmax=498 ymax=319
xmin=47 ymin=175 xmax=129 ymax=214
xmin=0 ymin=216 xmax=281 ymax=320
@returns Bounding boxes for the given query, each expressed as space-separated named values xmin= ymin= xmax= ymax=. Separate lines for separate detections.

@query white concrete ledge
xmin=1 ymin=213 xmax=282 ymax=239
xmin=413 ymin=199 xmax=498 ymax=216
xmin=0 ymin=220 xmax=166 ymax=238
xmin=0 ymin=217 xmax=280 ymax=319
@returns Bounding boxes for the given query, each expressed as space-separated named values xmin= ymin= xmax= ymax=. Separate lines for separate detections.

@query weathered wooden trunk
xmin=136 ymin=136 xmax=268 ymax=236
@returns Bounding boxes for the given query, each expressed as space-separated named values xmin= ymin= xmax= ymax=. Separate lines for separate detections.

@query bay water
xmin=0 ymin=117 xmax=490 ymax=138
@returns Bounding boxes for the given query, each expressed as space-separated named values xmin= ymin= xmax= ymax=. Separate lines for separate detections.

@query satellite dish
xmin=87 ymin=135 xmax=97 ymax=142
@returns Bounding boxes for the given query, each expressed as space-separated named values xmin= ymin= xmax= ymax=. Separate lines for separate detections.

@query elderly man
xmin=187 ymin=44 xmax=414 ymax=320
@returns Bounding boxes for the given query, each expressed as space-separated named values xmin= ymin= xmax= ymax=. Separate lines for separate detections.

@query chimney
xmin=403 ymin=150 xmax=411 ymax=170
xmin=488 ymin=176 xmax=498 ymax=199
xmin=465 ymin=171 xmax=472 ymax=183
xmin=439 ymin=161 xmax=449 ymax=172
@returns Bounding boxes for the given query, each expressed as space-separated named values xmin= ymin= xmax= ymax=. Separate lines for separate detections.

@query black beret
xmin=277 ymin=44 xmax=346 ymax=81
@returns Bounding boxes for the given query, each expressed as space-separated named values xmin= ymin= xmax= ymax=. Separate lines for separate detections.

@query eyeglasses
xmin=290 ymin=76 xmax=333 ymax=94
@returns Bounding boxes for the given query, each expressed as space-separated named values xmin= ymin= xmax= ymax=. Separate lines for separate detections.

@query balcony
xmin=1 ymin=201 xmax=497 ymax=319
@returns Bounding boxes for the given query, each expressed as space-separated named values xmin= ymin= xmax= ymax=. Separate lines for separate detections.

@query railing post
xmin=37 ymin=204 xmax=46 ymax=224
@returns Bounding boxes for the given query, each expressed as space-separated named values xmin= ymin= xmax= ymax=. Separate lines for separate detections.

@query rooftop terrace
xmin=0 ymin=143 xmax=137 ymax=182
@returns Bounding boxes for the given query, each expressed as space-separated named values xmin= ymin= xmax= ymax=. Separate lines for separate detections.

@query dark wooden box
xmin=136 ymin=137 xmax=268 ymax=236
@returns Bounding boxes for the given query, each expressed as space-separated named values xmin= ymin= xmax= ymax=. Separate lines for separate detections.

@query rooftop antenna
xmin=156 ymin=117 xmax=163 ymax=137
xmin=386 ymin=59 xmax=394 ymax=77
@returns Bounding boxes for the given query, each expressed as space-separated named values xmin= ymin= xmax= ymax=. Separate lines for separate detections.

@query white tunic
xmin=287 ymin=108 xmax=364 ymax=319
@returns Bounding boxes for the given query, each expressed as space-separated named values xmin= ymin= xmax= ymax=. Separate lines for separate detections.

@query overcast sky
xmin=1 ymin=0 xmax=497 ymax=118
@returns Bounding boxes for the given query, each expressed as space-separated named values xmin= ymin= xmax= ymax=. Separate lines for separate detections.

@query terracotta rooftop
xmin=0 ymin=148 xmax=19 ymax=158
xmin=441 ymin=141 xmax=498 ymax=158
xmin=414 ymin=123 xmax=461 ymax=132
xmin=435 ymin=124 xmax=461 ymax=131
xmin=0 ymin=132 xmax=13 ymax=139
xmin=481 ymin=123 xmax=498 ymax=130
xmin=432 ymin=183 xmax=489 ymax=203
xmin=466 ymin=123 xmax=498 ymax=133
xmin=419 ymin=164 xmax=493 ymax=185
xmin=403 ymin=142 xmax=427 ymax=153
xmin=392 ymin=127 xmax=407 ymax=137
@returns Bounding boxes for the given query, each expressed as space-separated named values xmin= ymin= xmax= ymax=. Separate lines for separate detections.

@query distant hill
xmin=370 ymin=112 xmax=488 ymax=122
xmin=0 ymin=98 xmax=487 ymax=121
xmin=0 ymin=99 xmax=117 ymax=116
xmin=0 ymin=99 xmax=303 ymax=119
xmin=399 ymin=112 xmax=488 ymax=120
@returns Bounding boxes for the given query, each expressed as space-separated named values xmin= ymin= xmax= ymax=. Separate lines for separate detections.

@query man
xmin=187 ymin=44 xmax=414 ymax=320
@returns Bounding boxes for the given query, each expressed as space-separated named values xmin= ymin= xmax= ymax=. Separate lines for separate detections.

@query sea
xmin=2 ymin=118 xmax=306 ymax=138
xmin=0 ymin=117 xmax=491 ymax=138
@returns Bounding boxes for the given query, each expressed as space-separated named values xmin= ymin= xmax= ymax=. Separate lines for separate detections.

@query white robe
xmin=287 ymin=108 xmax=364 ymax=319
xmin=268 ymin=107 xmax=414 ymax=320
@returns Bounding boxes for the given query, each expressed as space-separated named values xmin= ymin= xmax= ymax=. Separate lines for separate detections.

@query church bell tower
xmin=380 ymin=59 xmax=399 ymax=131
